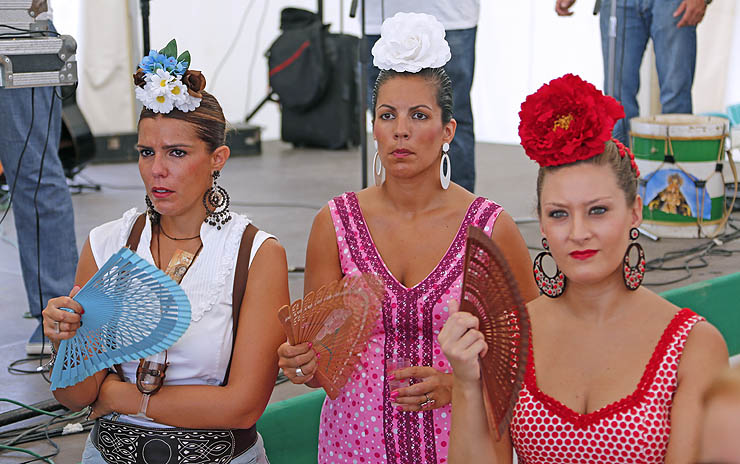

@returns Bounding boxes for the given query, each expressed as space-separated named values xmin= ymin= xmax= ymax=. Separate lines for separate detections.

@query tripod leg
xmin=245 ymin=92 xmax=276 ymax=123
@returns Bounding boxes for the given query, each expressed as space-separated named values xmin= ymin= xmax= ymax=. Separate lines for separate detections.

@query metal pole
xmin=351 ymin=0 xmax=368 ymax=188
xmin=606 ymin=0 xmax=618 ymax=97
xmin=140 ymin=0 xmax=150 ymax=54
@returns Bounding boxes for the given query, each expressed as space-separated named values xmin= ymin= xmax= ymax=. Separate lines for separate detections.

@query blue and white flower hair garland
xmin=133 ymin=39 xmax=206 ymax=114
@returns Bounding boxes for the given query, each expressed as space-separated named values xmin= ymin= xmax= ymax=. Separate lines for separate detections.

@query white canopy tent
xmin=52 ymin=0 xmax=740 ymax=145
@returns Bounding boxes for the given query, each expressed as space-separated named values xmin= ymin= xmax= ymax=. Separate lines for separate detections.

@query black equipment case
xmin=267 ymin=8 xmax=360 ymax=149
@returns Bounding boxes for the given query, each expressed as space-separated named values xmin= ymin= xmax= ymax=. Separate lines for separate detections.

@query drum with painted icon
xmin=630 ymin=115 xmax=730 ymax=238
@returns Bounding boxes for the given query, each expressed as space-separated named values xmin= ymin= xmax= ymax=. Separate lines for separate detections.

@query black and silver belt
xmin=91 ymin=417 xmax=258 ymax=464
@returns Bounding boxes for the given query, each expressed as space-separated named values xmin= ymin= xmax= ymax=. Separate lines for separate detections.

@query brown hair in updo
xmin=535 ymin=140 xmax=638 ymax=215
xmin=138 ymin=91 xmax=226 ymax=153
xmin=372 ymin=68 xmax=454 ymax=124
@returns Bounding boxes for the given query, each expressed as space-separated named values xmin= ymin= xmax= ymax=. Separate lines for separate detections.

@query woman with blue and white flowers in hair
xmin=43 ymin=40 xmax=288 ymax=464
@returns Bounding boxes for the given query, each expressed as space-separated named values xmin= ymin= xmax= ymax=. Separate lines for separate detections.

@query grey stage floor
xmin=1 ymin=140 xmax=739 ymax=463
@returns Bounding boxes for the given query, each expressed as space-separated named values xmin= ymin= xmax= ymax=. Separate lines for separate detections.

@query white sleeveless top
xmin=89 ymin=208 xmax=275 ymax=427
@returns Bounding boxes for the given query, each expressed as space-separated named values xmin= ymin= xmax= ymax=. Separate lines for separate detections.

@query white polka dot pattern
xmin=510 ymin=309 xmax=703 ymax=464
xmin=318 ymin=193 xmax=502 ymax=464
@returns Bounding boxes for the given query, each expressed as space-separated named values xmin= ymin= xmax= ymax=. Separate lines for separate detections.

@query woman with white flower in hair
xmin=277 ymin=13 xmax=538 ymax=464
xmin=42 ymin=40 xmax=288 ymax=463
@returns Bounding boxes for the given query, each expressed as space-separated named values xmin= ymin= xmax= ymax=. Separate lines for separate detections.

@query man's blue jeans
xmin=600 ymin=0 xmax=696 ymax=144
xmin=366 ymin=27 xmax=477 ymax=193
xmin=0 ymin=86 xmax=78 ymax=319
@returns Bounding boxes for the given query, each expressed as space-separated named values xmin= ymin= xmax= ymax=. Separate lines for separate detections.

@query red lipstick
xmin=569 ymin=249 xmax=598 ymax=260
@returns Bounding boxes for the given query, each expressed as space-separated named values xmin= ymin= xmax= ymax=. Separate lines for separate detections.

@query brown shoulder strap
xmin=126 ymin=214 xmax=147 ymax=251
xmin=222 ymin=223 xmax=259 ymax=385
xmin=111 ymin=213 xmax=148 ymax=382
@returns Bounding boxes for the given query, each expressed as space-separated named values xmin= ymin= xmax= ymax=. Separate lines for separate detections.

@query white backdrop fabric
xmin=52 ymin=0 xmax=740 ymax=144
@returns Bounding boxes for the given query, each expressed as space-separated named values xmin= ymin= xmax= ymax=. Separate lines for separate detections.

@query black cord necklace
xmin=159 ymin=223 xmax=200 ymax=241
xmin=155 ymin=228 xmax=202 ymax=273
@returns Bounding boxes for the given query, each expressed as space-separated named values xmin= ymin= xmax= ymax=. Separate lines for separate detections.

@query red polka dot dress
xmin=322 ymin=193 xmax=502 ymax=464
xmin=510 ymin=308 xmax=703 ymax=463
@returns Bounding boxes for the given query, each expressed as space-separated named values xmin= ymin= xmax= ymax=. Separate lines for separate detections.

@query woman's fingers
xmin=291 ymin=356 xmax=318 ymax=383
xmin=42 ymin=295 xmax=85 ymax=341
xmin=277 ymin=341 xmax=312 ymax=359
xmin=278 ymin=342 xmax=320 ymax=384
xmin=438 ymin=312 xmax=479 ymax=346
xmin=50 ymin=296 xmax=84 ymax=315
xmin=69 ymin=285 xmax=81 ymax=298
xmin=394 ymin=378 xmax=437 ymax=398
xmin=391 ymin=365 xmax=436 ymax=381
xmin=278 ymin=342 xmax=315 ymax=368
xmin=43 ymin=317 xmax=81 ymax=340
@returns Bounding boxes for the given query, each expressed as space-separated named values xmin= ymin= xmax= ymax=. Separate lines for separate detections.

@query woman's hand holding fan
xmin=440 ymin=226 xmax=530 ymax=440
xmin=277 ymin=274 xmax=384 ymax=399
xmin=43 ymin=285 xmax=84 ymax=344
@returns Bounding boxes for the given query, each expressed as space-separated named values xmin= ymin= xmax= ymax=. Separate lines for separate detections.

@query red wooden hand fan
xmin=278 ymin=274 xmax=384 ymax=399
xmin=460 ymin=226 xmax=531 ymax=439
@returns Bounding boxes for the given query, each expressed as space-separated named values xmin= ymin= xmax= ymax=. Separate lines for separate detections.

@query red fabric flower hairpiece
xmin=518 ymin=73 xmax=625 ymax=167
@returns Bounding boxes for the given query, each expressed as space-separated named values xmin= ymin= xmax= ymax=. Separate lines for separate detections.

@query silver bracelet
xmin=40 ymin=343 xmax=57 ymax=371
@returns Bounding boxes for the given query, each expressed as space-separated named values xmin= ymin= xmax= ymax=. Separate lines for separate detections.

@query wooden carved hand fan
xmin=278 ymin=274 xmax=383 ymax=399
xmin=460 ymin=226 xmax=531 ymax=439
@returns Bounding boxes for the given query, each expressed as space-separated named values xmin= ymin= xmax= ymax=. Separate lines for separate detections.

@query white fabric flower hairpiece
xmin=371 ymin=12 xmax=451 ymax=73
xmin=133 ymin=39 xmax=204 ymax=114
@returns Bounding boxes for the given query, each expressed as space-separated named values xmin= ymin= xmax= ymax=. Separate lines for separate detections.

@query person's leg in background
xmin=651 ymin=0 xmax=696 ymax=116
xmin=600 ymin=0 xmax=651 ymax=145
xmin=442 ymin=27 xmax=476 ymax=193
xmin=0 ymin=85 xmax=78 ymax=355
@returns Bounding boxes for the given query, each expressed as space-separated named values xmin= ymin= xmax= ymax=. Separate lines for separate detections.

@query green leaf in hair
xmin=159 ymin=39 xmax=178 ymax=58
xmin=177 ymin=51 xmax=191 ymax=68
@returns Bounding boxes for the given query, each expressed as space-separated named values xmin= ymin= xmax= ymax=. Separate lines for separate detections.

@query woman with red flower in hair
xmin=439 ymin=74 xmax=728 ymax=463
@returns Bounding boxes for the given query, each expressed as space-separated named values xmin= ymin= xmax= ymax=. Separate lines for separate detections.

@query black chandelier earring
xmin=203 ymin=171 xmax=231 ymax=230
xmin=533 ymin=237 xmax=566 ymax=298
xmin=145 ymin=195 xmax=160 ymax=225
xmin=623 ymin=227 xmax=646 ymax=290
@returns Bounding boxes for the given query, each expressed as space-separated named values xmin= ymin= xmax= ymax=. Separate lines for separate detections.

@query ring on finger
xmin=419 ymin=393 xmax=434 ymax=409
xmin=54 ymin=320 xmax=60 ymax=334
xmin=295 ymin=367 xmax=305 ymax=377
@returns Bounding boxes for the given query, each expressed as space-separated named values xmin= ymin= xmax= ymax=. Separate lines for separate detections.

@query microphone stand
xmin=350 ymin=0 xmax=368 ymax=188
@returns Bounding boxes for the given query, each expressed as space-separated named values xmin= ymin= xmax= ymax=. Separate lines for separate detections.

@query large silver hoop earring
xmin=373 ymin=151 xmax=384 ymax=187
xmin=203 ymin=171 xmax=231 ymax=230
xmin=440 ymin=142 xmax=451 ymax=190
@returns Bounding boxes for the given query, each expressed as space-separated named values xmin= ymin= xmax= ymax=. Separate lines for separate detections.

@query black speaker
xmin=59 ymin=91 xmax=95 ymax=178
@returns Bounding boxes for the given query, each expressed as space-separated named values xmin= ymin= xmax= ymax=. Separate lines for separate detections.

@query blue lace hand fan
xmin=50 ymin=247 xmax=191 ymax=391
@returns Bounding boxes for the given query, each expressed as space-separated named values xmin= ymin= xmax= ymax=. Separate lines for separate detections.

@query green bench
xmin=257 ymin=389 xmax=325 ymax=463
xmin=661 ymin=272 xmax=740 ymax=357
xmin=257 ymin=272 xmax=740 ymax=463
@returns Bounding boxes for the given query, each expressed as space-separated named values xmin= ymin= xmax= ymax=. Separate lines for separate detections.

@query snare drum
xmin=630 ymin=115 xmax=729 ymax=238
